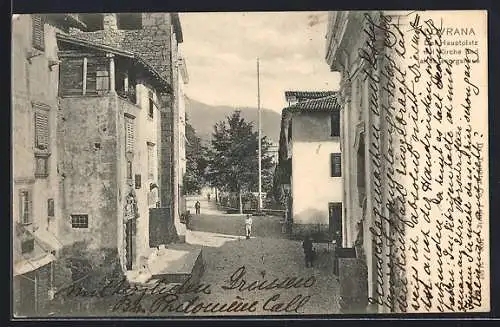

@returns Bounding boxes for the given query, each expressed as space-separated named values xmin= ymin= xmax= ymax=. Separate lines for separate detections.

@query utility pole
xmin=257 ymin=58 xmax=262 ymax=213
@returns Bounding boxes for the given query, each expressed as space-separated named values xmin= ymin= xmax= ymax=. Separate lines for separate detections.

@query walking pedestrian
xmin=245 ymin=214 xmax=253 ymax=239
xmin=207 ymin=193 xmax=211 ymax=202
xmin=302 ymin=235 xmax=314 ymax=267
xmin=195 ymin=201 xmax=201 ymax=215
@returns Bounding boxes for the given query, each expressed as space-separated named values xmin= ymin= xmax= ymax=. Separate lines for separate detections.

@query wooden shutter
xmin=32 ymin=15 xmax=44 ymax=51
xmin=331 ymin=153 xmax=341 ymax=177
xmin=35 ymin=111 xmax=49 ymax=150
xmin=148 ymin=144 xmax=155 ymax=179
xmin=125 ymin=117 xmax=135 ymax=153
xmin=331 ymin=109 xmax=340 ymax=137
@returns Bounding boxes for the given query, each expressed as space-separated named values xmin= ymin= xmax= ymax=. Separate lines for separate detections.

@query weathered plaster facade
xmin=12 ymin=14 xmax=85 ymax=316
xmin=277 ymin=93 xmax=343 ymax=240
xmin=291 ymin=113 xmax=343 ymax=232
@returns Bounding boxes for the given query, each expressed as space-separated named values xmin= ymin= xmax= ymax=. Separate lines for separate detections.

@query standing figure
xmin=207 ymin=193 xmax=211 ymax=202
xmin=302 ymin=236 xmax=314 ymax=267
xmin=245 ymin=214 xmax=253 ymax=239
xmin=195 ymin=200 xmax=201 ymax=215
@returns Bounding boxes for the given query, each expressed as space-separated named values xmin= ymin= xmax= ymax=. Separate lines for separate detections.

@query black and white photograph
xmin=11 ymin=10 xmax=489 ymax=318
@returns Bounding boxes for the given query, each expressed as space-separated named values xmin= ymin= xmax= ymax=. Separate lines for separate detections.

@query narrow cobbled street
xmin=184 ymin=197 xmax=341 ymax=315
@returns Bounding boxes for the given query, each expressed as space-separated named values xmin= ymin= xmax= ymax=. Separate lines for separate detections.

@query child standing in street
xmin=195 ymin=201 xmax=201 ymax=215
xmin=245 ymin=214 xmax=253 ymax=239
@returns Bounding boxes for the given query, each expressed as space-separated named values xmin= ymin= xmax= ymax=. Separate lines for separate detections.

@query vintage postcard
xmin=11 ymin=10 xmax=489 ymax=317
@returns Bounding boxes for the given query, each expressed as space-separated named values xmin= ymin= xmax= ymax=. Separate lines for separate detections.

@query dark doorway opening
xmin=329 ymin=202 xmax=342 ymax=245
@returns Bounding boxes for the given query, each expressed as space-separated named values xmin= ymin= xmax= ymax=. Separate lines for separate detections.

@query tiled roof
xmin=284 ymin=90 xmax=336 ymax=101
xmin=283 ymin=95 xmax=340 ymax=114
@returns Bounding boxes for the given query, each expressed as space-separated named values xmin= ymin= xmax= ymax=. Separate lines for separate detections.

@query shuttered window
xmin=125 ymin=117 xmax=135 ymax=153
xmin=148 ymin=143 xmax=155 ymax=180
xmin=331 ymin=153 xmax=341 ymax=177
xmin=331 ymin=109 xmax=340 ymax=137
xmin=35 ymin=111 xmax=49 ymax=150
xmin=32 ymin=15 xmax=45 ymax=51
xmin=19 ymin=190 xmax=33 ymax=225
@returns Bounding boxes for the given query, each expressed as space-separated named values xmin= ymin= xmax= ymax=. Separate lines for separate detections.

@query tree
xmin=206 ymin=110 xmax=275 ymax=213
xmin=183 ymin=115 xmax=208 ymax=195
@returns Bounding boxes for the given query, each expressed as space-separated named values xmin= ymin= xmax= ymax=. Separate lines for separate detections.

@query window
xmin=21 ymin=238 xmax=35 ymax=254
xmin=86 ymin=59 xmax=109 ymax=93
xmin=330 ymin=153 xmax=341 ymax=177
xmin=116 ymin=13 xmax=142 ymax=30
xmin=32 ymin=15 xmax=45 ymax=51
xmin=96 ymin=70 xmax=110 ymax=91
xmin=35 ymin=155 xmax=49 ymax=178
xmin=34 ymin=103 xmax=51 ymax=178
xmin=126 ymin=160 xmax=133 ymax=180
xmin=125 ymin=116 xmax=135 ymax=153
xmin=19 ymin=190 xmax=32 ymax=225
xmin=147 ymin=142 xmax=155 ymax=180
xmin=148 ymin=91 xmax=155 ymax=119
xmin=47 ymin=198 xmax=55 ymax=217
xmin=135 ymin=174 xmax=141 ymax=189
xmin=330 ymin=109 xmax=340 ymax=137
xmin=34 ymin=110 xmax=49 ymax=151
xmin=71 ymin=214 xmax=89 ymax=228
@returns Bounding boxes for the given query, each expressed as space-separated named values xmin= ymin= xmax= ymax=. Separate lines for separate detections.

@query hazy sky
xmin=179 ymin=12 xmax=341 ymax=113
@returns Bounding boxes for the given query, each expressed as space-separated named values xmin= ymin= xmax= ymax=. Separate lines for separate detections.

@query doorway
xmin=125 ymin=219 xmax=136 ymax=270
xmin=328 ymin=202 xmax=342 ymax=245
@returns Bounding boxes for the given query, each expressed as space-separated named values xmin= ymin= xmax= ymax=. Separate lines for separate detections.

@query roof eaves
xmin=56 ymin=33 xmax=134 ymax=58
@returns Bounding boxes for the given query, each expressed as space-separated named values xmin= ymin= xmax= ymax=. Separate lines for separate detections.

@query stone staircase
xmin=126 ymin=243 xmax=204 ymax=286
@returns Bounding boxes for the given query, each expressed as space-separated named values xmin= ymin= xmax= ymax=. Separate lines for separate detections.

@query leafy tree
xmin=206 ymin=110 xmax=275 ymax=213
xmin=183 ymin=115 xmax=208 ymax=195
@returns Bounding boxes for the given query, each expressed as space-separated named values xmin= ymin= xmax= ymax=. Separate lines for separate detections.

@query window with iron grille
xmin=71 ymin=214 xmax=89 ymax=228
xmin=19 ymin=190 xmax=32 ymax=225
xmin=32 ymin=15 xmax=45 ymax=51
xmin=330 ymin=153 xmax=341 ymax=177
xmin=125 ymin=116 xmax=135 ymax=153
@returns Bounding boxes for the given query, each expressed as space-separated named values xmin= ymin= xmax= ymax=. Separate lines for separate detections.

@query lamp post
xmin=257 ymin=58 xmax=262 ymax=213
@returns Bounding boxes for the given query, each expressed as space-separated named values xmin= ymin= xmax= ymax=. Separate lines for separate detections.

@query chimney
xmin=103 ymin=14 xmax=118 ymax=31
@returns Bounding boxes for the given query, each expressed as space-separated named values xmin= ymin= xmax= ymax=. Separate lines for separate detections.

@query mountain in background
xmin=185 ymin=97 xmax=282 ymax=145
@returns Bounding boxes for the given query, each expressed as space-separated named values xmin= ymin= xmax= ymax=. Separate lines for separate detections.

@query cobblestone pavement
xmin=183 ymin=198 xmax=341 ymax=316
xmin=42 ymin=198 xmax=340 ymax=317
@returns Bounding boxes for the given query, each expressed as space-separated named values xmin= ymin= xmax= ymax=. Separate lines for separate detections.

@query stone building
xmin=55 ymin=32 xmax=169 ymax=275
xmin=67 ymin=13 xmax=186 ymax=242
xmin=12 ymin=13 xmax=88 ymax=316
xmin=276 ymin=91 xmax=343 ymax=240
